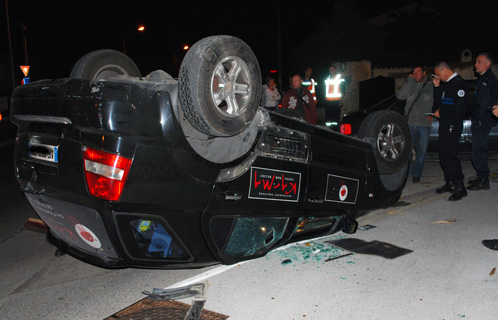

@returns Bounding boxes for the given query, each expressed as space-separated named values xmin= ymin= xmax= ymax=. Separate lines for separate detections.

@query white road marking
xmin=166 ymin=262 xmax=248 ymax=289
xmin=165 ymin=236 xmax=330 ymax=289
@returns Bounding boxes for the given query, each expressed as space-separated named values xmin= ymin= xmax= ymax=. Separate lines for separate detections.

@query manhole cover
xmin=105 ymin=298 xmax=229 ymax=320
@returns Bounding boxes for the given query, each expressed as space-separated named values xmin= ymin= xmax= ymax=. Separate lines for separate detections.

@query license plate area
xmin=29 ymin=142 xmax=59 ymax=163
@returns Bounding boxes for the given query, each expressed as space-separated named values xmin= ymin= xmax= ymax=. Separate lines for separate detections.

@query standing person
xmin=432 ymin=61 xmax=469 ymax=201
xmin=319 ymin=64 xmax=345 ymax=124
xmin=396 ymin=66 xmax=434 ymax=183
xmin=468 ymin=53 xmax=498 ymax=190
xmin=480 ymin=100 xmax=498 ymax=250
xmin=281 ymin=74 xmax=317 ymax=125
xmin=302 ymin=67 xmax=317 ymax=102
xmin=261 ymin=76 xmax=281 ymax=111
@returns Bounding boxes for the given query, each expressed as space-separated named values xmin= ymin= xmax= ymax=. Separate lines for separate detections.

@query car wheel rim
xmin=93 ymin=64 xmax=128 ymax=80
xmin=210 ymin=56 xmax=251 ymax=118
xmin=377 ymin=123 xmax=405 ymax=160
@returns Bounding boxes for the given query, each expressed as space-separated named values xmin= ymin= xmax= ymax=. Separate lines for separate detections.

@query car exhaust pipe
xmin=341 ymin=216 xmax=358 ymax=234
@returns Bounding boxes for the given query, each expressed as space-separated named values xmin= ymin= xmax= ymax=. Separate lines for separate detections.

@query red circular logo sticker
xmin=339 ymin=185 xmax=348 ymax=201
xmin=75 ymin=224 xmax=102 ymax=249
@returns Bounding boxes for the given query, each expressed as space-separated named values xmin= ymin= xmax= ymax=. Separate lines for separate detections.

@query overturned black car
xmin=10 ymin=36 xmax=411 ymax=269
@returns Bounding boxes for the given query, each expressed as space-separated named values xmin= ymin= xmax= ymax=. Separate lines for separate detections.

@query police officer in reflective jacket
xmin=468 ymin=53 xmax=498 ymax=190
xmin=432 ymin=61 xmax=469 ymax=201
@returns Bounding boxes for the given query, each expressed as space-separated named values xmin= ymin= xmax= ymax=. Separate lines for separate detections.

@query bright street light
xmin=123 ymin=25 xmax=145 ymax=55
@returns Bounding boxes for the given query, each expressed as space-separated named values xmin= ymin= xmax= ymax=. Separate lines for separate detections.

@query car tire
xmin=357 ymin=110 xmax=411 ymax=175
xmin=178 ymin=36 xmax=262 ymax=137
xmin=70 ymin=49 xmax=141 ymax=80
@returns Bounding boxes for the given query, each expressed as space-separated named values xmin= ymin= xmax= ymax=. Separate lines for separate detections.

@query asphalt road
xmin=1 ymin=142 xmax=497 ymax=319
xmin=200 ymin=166 xmax=498 ymax=319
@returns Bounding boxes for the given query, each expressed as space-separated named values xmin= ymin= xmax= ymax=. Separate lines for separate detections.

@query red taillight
xmin=83 ymin=147 xmax=132 ymax=201
xmin=340 ymin=123 xmax=352 ymax=135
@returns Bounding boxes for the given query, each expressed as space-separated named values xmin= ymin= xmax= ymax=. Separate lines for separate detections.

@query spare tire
xmin=70 ymin=49 xmax=141 ymax=80
xmin=178 ymin=36 xmax=262 ymax=137
xmin=358 ymin=110 xmax=411 ymax=175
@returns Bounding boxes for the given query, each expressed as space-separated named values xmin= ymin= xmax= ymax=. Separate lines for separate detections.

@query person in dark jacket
xmin=468 ymin=53 xmax=498 ymax=190
xmin=480 ymin=64 xmax=498 ymax=251
xmin=432 ymin=61 xmax=469 ymax=201
xmin=281 ymin=74 xmax=318 ymax=125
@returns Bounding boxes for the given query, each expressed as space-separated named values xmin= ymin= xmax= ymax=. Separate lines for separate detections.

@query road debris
xmin=326 ymin=238 xmax=413 ymax=259
xmin=324 ymin=253 xmax=354 ymax=262
xmin=272 ymin=239 xmax=347 ymax=264
xmin=358 ymin=224 xmax=376 ymax=231
xmin=24 ymin=218 xmax=49 ymax=233
xmin=142 ymin=282 xmax=208 ymax=301
xmin=281 ymin=259 xmax=292 ymax=265
xmin=432 ymin=220 xmax=457 ymax=224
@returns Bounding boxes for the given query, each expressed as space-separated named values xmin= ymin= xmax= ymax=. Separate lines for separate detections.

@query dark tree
xmin=290 ymin=0 xmax=384 ymax=77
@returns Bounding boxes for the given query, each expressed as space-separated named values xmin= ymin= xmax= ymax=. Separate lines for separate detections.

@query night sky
xmin=2 ymin=0 xmax=497 ymax=88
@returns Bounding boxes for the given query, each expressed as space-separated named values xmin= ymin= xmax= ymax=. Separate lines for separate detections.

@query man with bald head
xmin=468 ymin=53 xmax=498 ymax=191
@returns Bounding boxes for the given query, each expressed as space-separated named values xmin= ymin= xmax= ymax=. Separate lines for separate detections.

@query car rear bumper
xmin=23 ymin=191 xmax=357 ymax=268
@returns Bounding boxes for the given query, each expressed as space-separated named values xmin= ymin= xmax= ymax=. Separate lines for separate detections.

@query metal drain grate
xmin=104 ymin=298 xmax=229 ymax=320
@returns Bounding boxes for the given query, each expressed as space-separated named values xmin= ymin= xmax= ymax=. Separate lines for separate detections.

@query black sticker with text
xmin=249 ymin=167 xmax=300 ymax=202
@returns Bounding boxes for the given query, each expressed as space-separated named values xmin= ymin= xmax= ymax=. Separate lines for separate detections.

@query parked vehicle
xmin=340 ymin=95 xmax=405 ymax=136
xmin=340 ymin=80 xmax=498 ymax=154
xmin=10 ymin=36 xmax=411 ymax=269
